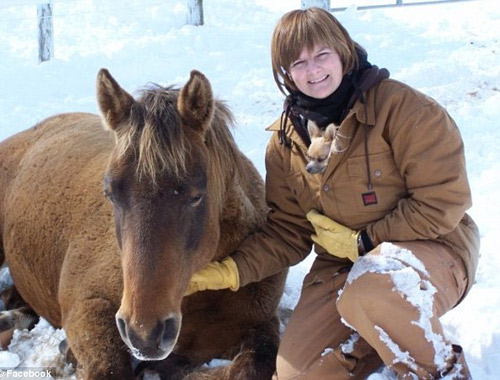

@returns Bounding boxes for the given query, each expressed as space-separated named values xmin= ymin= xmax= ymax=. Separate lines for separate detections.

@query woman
xmin=188 ymin=7 xmax=479 ymax=379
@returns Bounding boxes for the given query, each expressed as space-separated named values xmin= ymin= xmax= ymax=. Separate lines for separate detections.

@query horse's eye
xmin=190 ymin=194 xmax=203 ymax=207
xmin=103 ymin=188 xmax=114 ymax=203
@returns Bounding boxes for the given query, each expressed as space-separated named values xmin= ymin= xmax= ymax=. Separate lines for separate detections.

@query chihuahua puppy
xmin=305 ymin=121 xmax=338 ymax=174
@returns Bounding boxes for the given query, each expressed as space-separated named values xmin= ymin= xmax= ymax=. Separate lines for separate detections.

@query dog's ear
xmin=307 ymin=120 xmax=321 ymax=138
xmin=324 ymin=124 xmax=336 ymax=142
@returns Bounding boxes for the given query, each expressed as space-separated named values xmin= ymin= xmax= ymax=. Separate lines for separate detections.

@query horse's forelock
xmin=112 ymin=84 xmax=239 ymax=210
xmin=114 ymin=85 xmax=189 ymax=183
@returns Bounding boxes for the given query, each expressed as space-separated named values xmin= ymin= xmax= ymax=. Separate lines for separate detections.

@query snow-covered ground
xmin=0 ymin=0 xmax=499 ymax=378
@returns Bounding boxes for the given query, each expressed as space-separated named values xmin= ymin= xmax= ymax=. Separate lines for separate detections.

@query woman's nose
xmin=307 ymin=60 xmax=321 ymax=74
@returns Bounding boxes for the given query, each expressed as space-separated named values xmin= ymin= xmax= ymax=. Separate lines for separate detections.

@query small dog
xmin=305 ymin=121 xmax=339 ymax=174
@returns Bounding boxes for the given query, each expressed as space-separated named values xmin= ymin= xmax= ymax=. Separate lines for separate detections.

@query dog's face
xmin=305 ymin=121 xmax=336 ymax=174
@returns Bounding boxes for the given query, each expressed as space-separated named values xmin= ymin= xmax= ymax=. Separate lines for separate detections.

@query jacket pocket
xmin=347 ymin=151 xmax=406 ymax=213
xmin=284 ymin=171 xmax=319 ymax=213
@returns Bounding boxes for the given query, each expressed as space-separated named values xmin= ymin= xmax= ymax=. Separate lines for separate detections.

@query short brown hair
xmin=271 ymin=7 xmax=364 ymax=95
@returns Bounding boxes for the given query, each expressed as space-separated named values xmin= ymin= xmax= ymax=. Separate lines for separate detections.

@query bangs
xmin=271 ymin=8 xmax=360 ymax=95
xmin=277 ymin=14 xmax=335 ymax=71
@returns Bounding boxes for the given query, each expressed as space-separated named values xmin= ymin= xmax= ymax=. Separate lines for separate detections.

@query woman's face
xmin=288 ymin=45 xmax=343 ymax=99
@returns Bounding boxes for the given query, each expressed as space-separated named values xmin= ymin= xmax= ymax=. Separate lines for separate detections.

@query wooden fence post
xmin=186 ymin=0 xmax=203 ymax=26
xmin=301 ymin=0 xmax=330 ymax=10
xmin=37 ymin=2 xmax=53 ymax=63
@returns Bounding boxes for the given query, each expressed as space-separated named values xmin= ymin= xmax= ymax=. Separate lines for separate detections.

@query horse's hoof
xmin=59 ymin=339 xmax=78 ymax=368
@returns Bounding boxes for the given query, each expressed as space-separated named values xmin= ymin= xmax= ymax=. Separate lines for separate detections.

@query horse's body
xmin=0 ymin=70 xmax=286 ymax=379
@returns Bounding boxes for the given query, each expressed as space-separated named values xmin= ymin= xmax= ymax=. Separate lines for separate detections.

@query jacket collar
xmin=349 ymin=65 xmax=390 ymax=127
xmin=349 ymin=94 xmax=376 ymax=126
xmin=266 ymin=88 xmax=377 ymax=146
xmin=266 ymin=116 xmax=309 ymax=152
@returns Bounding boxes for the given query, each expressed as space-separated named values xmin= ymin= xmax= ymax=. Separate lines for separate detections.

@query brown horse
xmin=0 ymin=69 xmax=287 ymax=379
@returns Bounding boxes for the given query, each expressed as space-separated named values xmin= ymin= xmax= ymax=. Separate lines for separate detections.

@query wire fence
xmin=331 ymin=0 xmax=478 ymax=11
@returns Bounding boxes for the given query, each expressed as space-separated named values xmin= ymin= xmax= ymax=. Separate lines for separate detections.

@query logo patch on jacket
xmin=362 ymin=191 xmax=378 ymax=206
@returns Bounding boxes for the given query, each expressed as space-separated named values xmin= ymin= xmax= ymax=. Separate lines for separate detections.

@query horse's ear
xmin=177 ymin=70 xmax=214 ymax=135
xmin=96 ymin=68 xmax=135 ymax=131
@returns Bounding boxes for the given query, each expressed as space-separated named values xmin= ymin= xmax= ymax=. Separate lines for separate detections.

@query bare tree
xmin=37 ymin=2 xmax=54 ymax=63
xmin=186 ymin=0 xmax=203 ymax=26
xmin=301 ymin=0 xmax=330 ymax=10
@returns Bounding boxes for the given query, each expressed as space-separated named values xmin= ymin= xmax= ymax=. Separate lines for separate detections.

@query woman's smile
xmin=309 ymin=75 xmax=329 ymax=84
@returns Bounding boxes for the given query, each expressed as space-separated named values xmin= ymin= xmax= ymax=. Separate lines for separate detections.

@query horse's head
xmin=97 ymin=69 xmax=227 ymax=360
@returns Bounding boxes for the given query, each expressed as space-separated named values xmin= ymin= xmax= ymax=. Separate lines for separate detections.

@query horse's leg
xmin=221 ymin=317 xmax=280 ymax=380
xmin=62 ymin=297 xmax=134 ymax=380
xmin=182 ymin=317 xmax=281 ymax=380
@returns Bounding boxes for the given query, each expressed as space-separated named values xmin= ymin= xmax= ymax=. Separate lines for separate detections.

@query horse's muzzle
xmin=115 ymin=312 xmax=181 ymax=360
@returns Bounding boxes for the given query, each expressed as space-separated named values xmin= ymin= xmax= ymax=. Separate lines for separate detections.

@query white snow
xmin=345 ymin=243 xmax=428 ymax=286
xmin=5 ymin=318 xmax=73 ymax=378
xmin=321 ymin=347 xmax=334 ymax=357
xmin=0 ymin=351 xmax=20 ymax=368
xmin=375 ymin=324 xmax=419 ymax=374
xmin=0 ymin=0 xmax=499 ymax=378
xmin=340 ymin=332 xmax=360 ymax=355
xmin=390 ymin=268 xmax=450 ymax=373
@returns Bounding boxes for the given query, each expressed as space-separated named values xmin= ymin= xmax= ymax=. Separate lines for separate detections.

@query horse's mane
xmin=114 ymin=84 xmax=241 ymax=198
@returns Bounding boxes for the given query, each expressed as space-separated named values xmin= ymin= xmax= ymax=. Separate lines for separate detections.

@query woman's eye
xmin=317 ymin=52 xmax=330 ymax=60
xmin=291 ymin=60 xmax=305 ymax=70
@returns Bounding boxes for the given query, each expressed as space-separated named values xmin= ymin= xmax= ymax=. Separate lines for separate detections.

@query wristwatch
xmin=357 ymin=233 xmax=365 ymax=255
xmin=358 ymin=230 xmax=374 ymax=256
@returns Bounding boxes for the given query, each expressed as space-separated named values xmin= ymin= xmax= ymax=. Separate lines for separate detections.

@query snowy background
xmin=0 ymin=0 xmax=499 ymax=378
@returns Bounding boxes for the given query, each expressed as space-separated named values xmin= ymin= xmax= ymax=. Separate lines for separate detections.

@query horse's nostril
xmin=116 ymin=316 xmax=128 ymax=340
xmin=160 ymin=317 xmax=179 ymax=348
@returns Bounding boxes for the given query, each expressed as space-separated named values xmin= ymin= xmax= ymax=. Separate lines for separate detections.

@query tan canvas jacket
xmin=233 ymin=78 xmax=480 ymax=297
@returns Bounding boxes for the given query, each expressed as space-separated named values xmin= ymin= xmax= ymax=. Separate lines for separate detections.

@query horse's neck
xmin=215 ymin=164 xmax=266 ymax=259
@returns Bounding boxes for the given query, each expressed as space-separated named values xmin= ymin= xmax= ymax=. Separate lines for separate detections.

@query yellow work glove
xmin=306 ymin=209 xmax=360 ymax=262
xmin=185 ymin=257 xmax=239 ymax=296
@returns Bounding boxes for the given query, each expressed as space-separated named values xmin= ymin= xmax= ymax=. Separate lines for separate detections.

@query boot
xmin=440 ymin=345 xmax=472 ymax=379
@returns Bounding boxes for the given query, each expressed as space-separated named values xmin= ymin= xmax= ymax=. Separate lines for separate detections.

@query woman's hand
xmin=185 ymin=257 xmax=240 ymax=296
xmin=306 ymin=209 xmax=360 ymax=262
